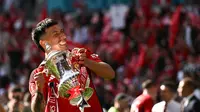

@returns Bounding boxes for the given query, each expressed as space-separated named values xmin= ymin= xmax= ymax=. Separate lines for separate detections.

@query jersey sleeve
xmin=144 ymin=97 xmax=154 ymax=112
xmin=71 ymin=48 xmax=102 ymax=62
xmin=87 ymin=50 xmax=102 ymax=62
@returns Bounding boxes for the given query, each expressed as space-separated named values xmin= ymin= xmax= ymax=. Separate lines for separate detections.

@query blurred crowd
xmin=0 ymin=0 xmax=200 ymax=112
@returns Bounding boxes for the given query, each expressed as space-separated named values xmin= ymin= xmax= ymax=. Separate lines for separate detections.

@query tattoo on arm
xmin=31 ymin=91 xmax=45 ymax=112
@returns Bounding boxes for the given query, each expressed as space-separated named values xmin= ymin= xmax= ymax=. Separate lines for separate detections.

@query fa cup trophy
xmin=45 ymin=49 xmax=94 ymax=112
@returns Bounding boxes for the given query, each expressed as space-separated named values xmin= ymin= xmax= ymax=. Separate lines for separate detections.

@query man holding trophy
xmin=29 ymin=18 xmax=115 ymax=112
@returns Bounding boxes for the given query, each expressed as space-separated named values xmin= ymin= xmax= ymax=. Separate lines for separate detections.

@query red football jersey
xmin=29 ymin=50 xmax=103 ymax=112
xmin=131 ymin=94 xmax=154 ymax=112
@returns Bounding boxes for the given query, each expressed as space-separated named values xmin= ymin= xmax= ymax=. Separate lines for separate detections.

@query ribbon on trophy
xmin=70 ymin=48 xmax=89 ymax=90
xmin=45 ymin=82 xmax=59 ymax=112
xmin=69 ymin=48 xmax=92 ymax=111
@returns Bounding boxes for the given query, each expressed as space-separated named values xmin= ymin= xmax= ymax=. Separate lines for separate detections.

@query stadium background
xmin=0 ymin=0 xmax=199 ymax=111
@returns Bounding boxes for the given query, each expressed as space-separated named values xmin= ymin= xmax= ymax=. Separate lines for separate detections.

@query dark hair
xmin=114 ymin=93 xmax=128 ymax=102
xmin=8 ymin=85 xmax=22 ymax=93
xmin=183 ymin=77 xmax=196 ymax=89
xmin=31 ymin=18 xmax=58 ymax=52
xmin=142 ymin=79 xmax=155 ymax=89
xmin=161 ymin=81 xmax=177 ymax=93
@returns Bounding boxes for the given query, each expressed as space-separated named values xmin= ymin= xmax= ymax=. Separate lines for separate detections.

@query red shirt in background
xmin=29 ymin=49 xmax=103 ymax=112
xmin=131 ymin=94 xmax=154 ymax=112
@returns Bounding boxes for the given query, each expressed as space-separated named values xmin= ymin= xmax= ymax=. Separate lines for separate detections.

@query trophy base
xmin=70 ymin=87 xmax=94 ymax=106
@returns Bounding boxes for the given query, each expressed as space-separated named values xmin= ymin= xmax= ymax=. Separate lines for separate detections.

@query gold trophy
xmin=45 ymin=50 xmax=94 ymax=112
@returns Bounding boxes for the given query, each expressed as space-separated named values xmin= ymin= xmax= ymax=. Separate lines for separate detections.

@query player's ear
xmin=40 ymin=40 xmax=51 ymax=51
xmin=39 ymin=40 xmax=45 ymax=48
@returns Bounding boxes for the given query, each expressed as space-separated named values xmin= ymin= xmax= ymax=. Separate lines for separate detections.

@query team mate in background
xmin=177 ymin=78 xmax=200 ymax=112
xmin=130 ymin=80 xmax=157 ymax=112
xmin=152 ymin=81 xmax=181 ymax=112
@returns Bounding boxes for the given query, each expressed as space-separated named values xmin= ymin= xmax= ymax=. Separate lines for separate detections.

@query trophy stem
xmin=78 ymin=93 xmax=90 ymax=112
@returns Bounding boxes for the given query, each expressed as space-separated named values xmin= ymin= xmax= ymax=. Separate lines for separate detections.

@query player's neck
xmin=143 ymin=89 xmax=154 ymax=98
xmin=143 ymin=89 xmax=150 ymax=95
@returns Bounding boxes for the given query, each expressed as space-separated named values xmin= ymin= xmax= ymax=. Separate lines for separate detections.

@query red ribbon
xmin=45 ymin=82 xmax=58 ymax=112
xmin=67 ymin=85 xmax=81 ymax=100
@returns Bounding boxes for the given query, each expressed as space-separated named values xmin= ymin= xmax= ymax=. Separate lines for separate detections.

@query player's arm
xmin=85 ymin=60 xmax=115 ymax=79
xmin=29 ymin=69 xmax=46 ymax=112
xmin=77 ymin=48 xmax=115 ymax=79
xmin=31 ymin=91 xmax=45 ymax=112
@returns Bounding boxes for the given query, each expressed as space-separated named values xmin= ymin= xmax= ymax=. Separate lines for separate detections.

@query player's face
xmin=160 ymin=85 xmax=171 ymax=102
xmin=177 ymin=81 xmax=188 ymax=97
xmin=42 ymin=24 xmax=68 ymax=52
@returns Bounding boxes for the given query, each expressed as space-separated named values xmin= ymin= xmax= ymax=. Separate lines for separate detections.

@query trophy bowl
xmin=45 ymin=50 xmax=93 ymax=109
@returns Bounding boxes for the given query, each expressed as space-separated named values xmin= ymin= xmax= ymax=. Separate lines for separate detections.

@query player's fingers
xmin=78 ymin=48 xmax=86 ymax=53
xmin=79 ymin=55 xmax=86 ymax=60
xmin=79 ymin=57 xmax=84 ymax=60
xmin=79 ymin=53 xmax=86 ymax=57
xmin=34 ymin=75 xmax=43 ymax=80
xmin=79 ymin=53 xmax=86 ymax=60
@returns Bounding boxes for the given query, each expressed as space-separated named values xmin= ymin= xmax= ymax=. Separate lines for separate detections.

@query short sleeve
xmin=87 ymin=50 xmax=102 ymax=62
xmin=144 ymin=97 xmax=154 ymax=112
xmin=71 ymin=48 xmax=102 ymax=62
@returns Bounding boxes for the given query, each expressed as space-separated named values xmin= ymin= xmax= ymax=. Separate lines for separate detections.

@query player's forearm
xmin=84 ymin=59 xmax=115 ymax=79
xmin=31 ymin=91 xmax=45 ymax=112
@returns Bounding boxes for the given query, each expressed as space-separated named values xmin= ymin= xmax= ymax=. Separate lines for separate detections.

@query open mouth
xmin=59 ymin=41 xmax=67 ymax=46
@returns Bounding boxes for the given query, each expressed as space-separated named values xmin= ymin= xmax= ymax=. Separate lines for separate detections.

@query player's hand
xmin=34 ymin=67 xmax=46 ymax=92
xmin=7 ymin=99 xmax=17 ymax=110
xmin=78 ymin=48 xmax=87 ymax=65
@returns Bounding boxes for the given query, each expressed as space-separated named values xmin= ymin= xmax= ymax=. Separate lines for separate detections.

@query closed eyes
xmin=53 ymin=29 xmax=65 ymax=37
